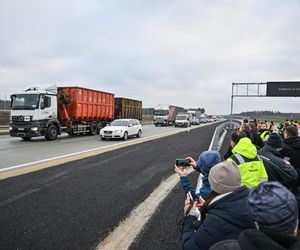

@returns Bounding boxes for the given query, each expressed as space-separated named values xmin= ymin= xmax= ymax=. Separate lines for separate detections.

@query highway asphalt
xmin=130 ymin=129 xmax=232 ymax=250
xmin=0 ymin=123 xmax=218 ymax=250
xmin=0 ymin=124 xmax=206 ymax=169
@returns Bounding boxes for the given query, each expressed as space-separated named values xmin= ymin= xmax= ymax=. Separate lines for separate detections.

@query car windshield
xmin=154 ymin=110 xmax=168 ymax=116
xmin=11 ymin=94 xmax=40 ymax=110
xmin=177 ymin=116 xmax=187 ymax=120
xmin=110 ymin=120 xmax=129 ymax=126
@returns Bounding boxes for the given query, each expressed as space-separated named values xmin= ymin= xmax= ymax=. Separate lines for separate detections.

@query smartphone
xmin=175 ymin=158 xmax=190 ymax=167
xmin=187 ymin=191 xmax=194 ymax=201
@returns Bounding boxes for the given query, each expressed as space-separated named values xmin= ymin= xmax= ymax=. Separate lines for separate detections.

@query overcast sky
xmin=1 ymin=0 xmax=300 ymax=114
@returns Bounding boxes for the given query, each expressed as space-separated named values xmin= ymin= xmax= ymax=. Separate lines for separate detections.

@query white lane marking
xmin=96 ymin=168 xmax=194 ymax=250
xmin=0 ymin=138 xmax=14 ymax=142
xmin=0 ymin=129 xmax=187 ymax=173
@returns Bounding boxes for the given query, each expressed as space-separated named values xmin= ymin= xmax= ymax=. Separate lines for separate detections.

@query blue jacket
xmin=180 ymin=175 xmax=211 ymax=200
xmin=181 ymin=186 xmax=253 ymax=250
xmin=180 ymin=164 xmax=211 ymax=200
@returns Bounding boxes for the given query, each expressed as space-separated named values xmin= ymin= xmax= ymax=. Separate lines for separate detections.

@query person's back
xmin=281 ymin=126 xmax=300 ymax=171
xmin=210 ymin=182 xmax=300 ymax=250
xmin=181 ymin=162 xmax=253 ymax=250
xmin=227 ymin=136 xmax=268 ymax=188
xmin=259 ymin=133 xmax=297 ymax=188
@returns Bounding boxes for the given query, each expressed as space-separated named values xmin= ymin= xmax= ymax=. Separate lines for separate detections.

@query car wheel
xmin=136 ymin=130 xmax=142 ymax=138
xmin=123 ymin=131 xmax=128 ymax=140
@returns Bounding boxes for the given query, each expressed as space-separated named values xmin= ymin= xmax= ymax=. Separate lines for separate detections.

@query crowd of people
xmin=175 ymin=118 xmax=300 ymax=250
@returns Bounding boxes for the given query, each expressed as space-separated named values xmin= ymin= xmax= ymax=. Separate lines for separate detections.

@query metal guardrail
xmin=208 ymin=119 xmax=242 ymax=151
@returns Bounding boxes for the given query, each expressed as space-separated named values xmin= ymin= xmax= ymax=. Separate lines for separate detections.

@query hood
xmin=102 ymin=126 xmax=127 ymax=131
xmin=284 ymin=136 xmax=300 ymax=150
xmin=232 ymin=137 xmax=257 ymax=159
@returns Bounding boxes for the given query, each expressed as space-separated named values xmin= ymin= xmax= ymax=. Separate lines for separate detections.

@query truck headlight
xmin=9 ymin=127 xmax=13 ymax=131
xmin=31 ymin=127 xmax=38 ymax=132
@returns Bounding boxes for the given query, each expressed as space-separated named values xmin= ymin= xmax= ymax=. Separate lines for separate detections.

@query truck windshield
xmin=154 ymin=110 xmax=168 ymax=116
xmin=111 ymin=120 xmax=129 ymax=126
xmin=11 ymin=94 xmax=40 ymax=110
xmin=177 ymin=116 xmax=187 ymax=120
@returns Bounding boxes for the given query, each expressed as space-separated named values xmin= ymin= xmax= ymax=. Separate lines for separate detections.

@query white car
xmin=100 ymin=119 xmax=142 ymax=140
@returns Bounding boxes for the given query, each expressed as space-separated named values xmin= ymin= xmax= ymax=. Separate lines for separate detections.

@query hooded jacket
xmin=209 ymin=229 xmax=300 ymax=250
xmin=227 ymin=138 xmax=268 ymax=188
xmin=259 ymin=145 xmax=298 ymax=188
xmin=181 ymin=186 xmax=253 ymax=250
xmin=281 ymin=136 xmax=300 ymax=186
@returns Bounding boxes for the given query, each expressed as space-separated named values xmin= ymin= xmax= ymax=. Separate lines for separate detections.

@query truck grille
xmin=11 ymin=116 xmax=33 ymax=127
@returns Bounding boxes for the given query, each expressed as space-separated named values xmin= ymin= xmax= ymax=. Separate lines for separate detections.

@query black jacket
xmin=259 ymin=145 xmax=298 ymax=188
xmin=209 ymin=229 xmax=300 ymax=250
xmin=281 ymin=136 xmax=300 ymax=186
xmin=181 ymin=187 xmax=253 ymax=250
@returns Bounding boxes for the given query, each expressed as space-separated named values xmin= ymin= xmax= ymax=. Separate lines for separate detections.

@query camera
xmin=175 ymin=158 xmax=190 ymax=167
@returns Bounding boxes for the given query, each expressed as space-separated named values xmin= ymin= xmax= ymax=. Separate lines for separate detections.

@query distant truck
xmin=175 ymin=113 xmax=191 ymax=127
xmin=10 ymin=85 xmax=114 ymax=140
xmin=114 ymin=97 xmax=142 ymax=120
xmin=153 ymin=105 xmax=184 ymax=126
xmin=200 ymin=113 xmax=208 ymax=123
xmin=187 ymin=110 xmax=201 ymax=125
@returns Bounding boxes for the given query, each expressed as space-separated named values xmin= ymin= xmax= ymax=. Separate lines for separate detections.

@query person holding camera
xmin=180 ymin=161 xmax=253 ymax=250
xmin=175 ymin=150 xmax=221 ymax=200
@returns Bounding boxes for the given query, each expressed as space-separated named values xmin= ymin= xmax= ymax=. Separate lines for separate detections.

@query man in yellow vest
xmin=226 ymin=131 xmax=268 ymax=188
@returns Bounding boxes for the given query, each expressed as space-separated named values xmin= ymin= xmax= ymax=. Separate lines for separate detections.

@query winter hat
xmin=248 ymin=182 xmax=298 ymax=234
xmin=208 ymin=161 xmax=241 ymax=194
xmin=266 ymin=133 xmax=282 ymax=149
xmin=196 ymin=150 xmax=221 ymax=174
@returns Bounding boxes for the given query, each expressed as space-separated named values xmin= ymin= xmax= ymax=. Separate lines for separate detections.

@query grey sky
xmin=1 ymin=0 xmax=300 ymax=114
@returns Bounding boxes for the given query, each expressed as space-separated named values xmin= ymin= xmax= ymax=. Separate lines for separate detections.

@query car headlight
xmin=9 ymin=127 xmax=13 ymax=131
xmin=114 ymin=130 xmax=123 ymax=134
xmin=31 ymin=127 xmax=38 ymax=132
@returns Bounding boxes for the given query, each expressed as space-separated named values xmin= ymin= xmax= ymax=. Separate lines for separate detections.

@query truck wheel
xmin=45 ymin=125 xmax=58 ymax=141
xmin=21 ymin=136 xmax=31 ymax=141
xmin=123 ymin=131 xmax=128 ymax=140
xmin=136 ymin=130 xmax=142 ymax=138
xmin=89 ymin=123 xmax=97 ymax=135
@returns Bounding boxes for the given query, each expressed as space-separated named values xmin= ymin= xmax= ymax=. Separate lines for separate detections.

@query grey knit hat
xmin=248 ymin=182 xmax=298 ymax=234
xmin=208 ymin=161 xmax=241 ymax=194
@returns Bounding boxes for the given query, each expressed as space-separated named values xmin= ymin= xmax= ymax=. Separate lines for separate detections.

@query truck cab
xmin=153 ymin=106 xmax=170 ymax=126
xmin=10 ymin=86 xmax=59 ymax=140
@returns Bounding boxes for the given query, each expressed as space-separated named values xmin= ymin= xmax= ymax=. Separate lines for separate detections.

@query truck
xmin=174 ymin=113 xmax=191 ymax=127
xmin=153 ymin=105 xmax=184 ymax=126
xmin=187 ymin=110 xmax=201 ymax=125
xmin=10 ymin=85 xmax=114 ymax=140
xmin=114 ymin=97 xmax=142 ymax=120
xmin=200 ymin=113 xmax=208 ymax=123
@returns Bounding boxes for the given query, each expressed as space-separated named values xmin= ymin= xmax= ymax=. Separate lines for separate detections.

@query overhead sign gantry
xmin=230 ymin=81 xmax=300 ymax=121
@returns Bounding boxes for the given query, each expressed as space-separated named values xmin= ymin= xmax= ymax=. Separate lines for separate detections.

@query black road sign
xmin=267 ymin=82 xmax=300 ymax=97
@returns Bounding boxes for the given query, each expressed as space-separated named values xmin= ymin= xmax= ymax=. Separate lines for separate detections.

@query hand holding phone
xmin=175 ymin=158 xmax=190 ymax=167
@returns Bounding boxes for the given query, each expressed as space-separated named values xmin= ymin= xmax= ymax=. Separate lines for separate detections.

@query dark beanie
xmin=266 ymin=133 xmax=282 ymax=149
xmin=248 ymin=182 xmax=298 ymax=234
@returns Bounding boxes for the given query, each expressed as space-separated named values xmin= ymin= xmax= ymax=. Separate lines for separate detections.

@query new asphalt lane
xmin=0 ymin=123 xmax=219 ymax=250
xmin=130 ymin=129 xmax=232 ymax=250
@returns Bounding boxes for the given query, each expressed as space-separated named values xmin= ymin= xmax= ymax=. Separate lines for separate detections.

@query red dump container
xmin=58 ymin=86 xmax=114 ymax=122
